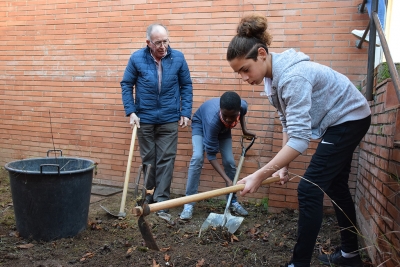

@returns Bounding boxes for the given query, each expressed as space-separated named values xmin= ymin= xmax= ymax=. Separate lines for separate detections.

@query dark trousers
xmin=292 ymin=115 xmax=371 ymax=267
xmin=137 ymin=122 xmax=178 ymax=203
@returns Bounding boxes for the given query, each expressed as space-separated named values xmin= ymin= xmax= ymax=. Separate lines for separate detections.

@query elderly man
xmin=121 ymin=23 xmax=193 ymax=214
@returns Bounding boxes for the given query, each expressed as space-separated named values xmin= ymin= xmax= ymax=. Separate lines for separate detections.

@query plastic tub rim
xmin=4 ymin=157 xmax=95 ymax=175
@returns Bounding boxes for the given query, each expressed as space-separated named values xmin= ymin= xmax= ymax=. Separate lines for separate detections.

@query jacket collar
xmin=145 ymin=45 xmax=171 ymax=59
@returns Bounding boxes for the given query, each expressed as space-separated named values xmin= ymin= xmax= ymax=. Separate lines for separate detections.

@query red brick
xmin=0 ymin=0 xmax=387 ymax=231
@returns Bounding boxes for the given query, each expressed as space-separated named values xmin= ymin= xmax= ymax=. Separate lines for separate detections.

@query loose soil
xmin=0 ymin=167 xmax=372 ymax=267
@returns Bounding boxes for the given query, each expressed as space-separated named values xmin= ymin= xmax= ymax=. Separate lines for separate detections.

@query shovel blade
xmin=100 ymin=204 xmax=126 ymax=218
xmin=225 ymin=215 xmax=244 ymax=234
xmin=199 ymin=212 xmax=244 ymax=235
xmin=138 ymin=216 xmax=159 ymax=251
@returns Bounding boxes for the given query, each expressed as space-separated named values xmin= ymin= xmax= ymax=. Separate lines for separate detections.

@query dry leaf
xmin=196 ymin=258 xmax=205 ymax=267
xmin=231 ymin=235 xmax=239 ymax=242
xmin=164 ymin=253 xmax=170 ymax=262
xmin=126 ymin=247 xmax=134 ymax=257
xmin=9 ymin=231 xmax=19 ymax=237
xmin=262 ymin=232 xmax=269 ymax=241
xmin=254 ymin=223 xmax=261 ymax=228
xmin=89 ymin=222 xmax=102 ymax=230
xmin=221 ymin=241 xmax=229 ymax=247
xmin=152 ymin=259 xmax=160 ymax=267
xmin=17 ymin=243 xmax=34 ymax=249
xmin=159 ymin=246 xmax=170 ymax=252
xmin=321 ymin=247 xmax=331 ymax=254
xmin=82 ymin=252 xmax=94 ymax=258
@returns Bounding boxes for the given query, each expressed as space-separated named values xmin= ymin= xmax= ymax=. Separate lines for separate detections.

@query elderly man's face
xmin=147 ymin=27 xmax=169 ymax=61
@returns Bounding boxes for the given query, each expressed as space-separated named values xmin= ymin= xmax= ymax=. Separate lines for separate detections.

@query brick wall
xmin=0 ymin=0 xmax=369 ymax=209
xmin=356 ymin=79 xmax=400 ymax=266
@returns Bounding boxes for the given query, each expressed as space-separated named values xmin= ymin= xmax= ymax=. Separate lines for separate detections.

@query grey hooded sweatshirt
xmin=267 ymin=49 xmax=371 ymax=154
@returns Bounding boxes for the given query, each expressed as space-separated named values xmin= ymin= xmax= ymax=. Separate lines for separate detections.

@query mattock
xmin=133 ymin=164 xmax=160 ymax=251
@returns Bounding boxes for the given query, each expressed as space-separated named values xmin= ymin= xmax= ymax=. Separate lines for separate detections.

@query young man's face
xmin=220 ymin=108 xmax=240 ymax=126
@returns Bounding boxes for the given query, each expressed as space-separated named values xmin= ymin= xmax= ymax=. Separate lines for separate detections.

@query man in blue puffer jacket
xmin=121 ymin=23 xmax=193 ymax=214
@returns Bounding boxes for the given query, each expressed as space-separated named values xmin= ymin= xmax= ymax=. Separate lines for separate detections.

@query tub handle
xmin=40 ymin=164 xmax=60 ymax=174
xmin=47 ymin=149 xmax=63 ymax=157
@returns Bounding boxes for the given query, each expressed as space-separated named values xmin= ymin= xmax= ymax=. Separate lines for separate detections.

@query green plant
xmin=377 ymin=62 xmax=400 ymax=84
xmin=389 ymin=173 xmax=399 ymax=183
xmin=261 ymin=197 xmax=269 ymax=211
xmin=203 ymin=198 xmax=225 ymax=207
xmin=377 ymin=125 xmax=384 ymax=136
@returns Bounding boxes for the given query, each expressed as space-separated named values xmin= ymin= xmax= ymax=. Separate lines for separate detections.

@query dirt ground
xmin=0 ymin=167 xmax=373 ymax=267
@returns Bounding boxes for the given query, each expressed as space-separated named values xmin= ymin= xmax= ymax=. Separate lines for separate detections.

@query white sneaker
xmin=351 ymin=29 xmax=381 ymax=47
xmin=180 ymin=204 xmax=193 ymax=220
xmin=230 ymin=202 xmax=249 ymax=216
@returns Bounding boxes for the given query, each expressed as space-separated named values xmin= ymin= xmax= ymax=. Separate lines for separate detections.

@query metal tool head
xmin=138 ymin=215 xmax=159 ymax=251
xmin=100 ymin=204 xmax=126 ymax=218
xmin=199 ymin=211 xmax=244 ymax=236
xmin=133 ymin=164 xmax=160 ymax=250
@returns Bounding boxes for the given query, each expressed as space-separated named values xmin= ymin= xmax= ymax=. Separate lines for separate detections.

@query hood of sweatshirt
xmin=271 ymin=49 xmax=310 ymax=89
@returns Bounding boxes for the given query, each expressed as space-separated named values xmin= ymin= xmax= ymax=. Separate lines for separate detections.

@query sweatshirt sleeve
xmin=280 ymin=76 xmax=313 ymax=153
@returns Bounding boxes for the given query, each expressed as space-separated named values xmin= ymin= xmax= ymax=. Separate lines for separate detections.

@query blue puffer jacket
xmin=121 ymin=46 xmax=193 ymax=124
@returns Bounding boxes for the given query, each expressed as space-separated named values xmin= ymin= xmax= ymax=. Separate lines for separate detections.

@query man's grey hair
xmin=146 ymin=24 xmax=168 ymax=40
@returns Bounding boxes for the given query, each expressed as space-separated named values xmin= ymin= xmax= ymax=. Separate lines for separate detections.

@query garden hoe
xmin=199 ymin=136 xmax=255 ymax=236
xmin=133 ymin=175 xmax=280 ymax=250
xmin=101 ymin=125 xmax=137 ymax=218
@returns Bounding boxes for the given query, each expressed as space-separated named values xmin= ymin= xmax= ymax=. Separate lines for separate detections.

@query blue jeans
xmin=184 ymin=135 xmax=237 ymax=206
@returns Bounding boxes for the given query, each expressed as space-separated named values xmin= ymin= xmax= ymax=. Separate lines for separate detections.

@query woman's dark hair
xmin=220 ymin=91 xmax=241 ymax=111
xmin=227 ymin=14 xmax=272 ymax=61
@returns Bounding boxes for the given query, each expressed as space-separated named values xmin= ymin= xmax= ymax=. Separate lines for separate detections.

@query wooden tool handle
xmin=134 ymin=176 xmax=280 ymax=216
xmin=120 ymin=125 xmax=137 ymax=214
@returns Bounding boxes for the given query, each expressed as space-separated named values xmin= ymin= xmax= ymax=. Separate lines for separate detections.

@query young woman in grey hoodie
xmin=227 ymin=14 xmax=371 ymax=267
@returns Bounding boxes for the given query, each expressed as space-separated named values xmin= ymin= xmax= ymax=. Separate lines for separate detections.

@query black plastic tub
xmin=5 ymin=151 xmax=95 ymax=241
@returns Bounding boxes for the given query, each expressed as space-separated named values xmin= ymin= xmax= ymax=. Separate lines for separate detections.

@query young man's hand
xmin=242 ymin=131 xmax=256 ymax=140
xmin=225 ymin=179 xmax=233 ymax=187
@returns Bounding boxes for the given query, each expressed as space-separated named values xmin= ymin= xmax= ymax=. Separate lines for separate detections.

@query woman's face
xmin=228 ymin=48 xmax=270 ymax=85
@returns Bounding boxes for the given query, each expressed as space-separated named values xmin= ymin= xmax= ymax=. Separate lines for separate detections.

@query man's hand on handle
xmin=130 ymin=113 xmax=140 ymax=128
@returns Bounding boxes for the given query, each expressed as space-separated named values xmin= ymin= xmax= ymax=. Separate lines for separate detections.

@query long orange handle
xmin=133 ymin=176 xmax=280 ymax=216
